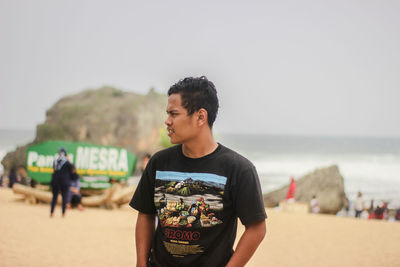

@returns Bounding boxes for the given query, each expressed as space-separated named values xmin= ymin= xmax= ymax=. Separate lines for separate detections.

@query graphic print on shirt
xmin=155 ymin=171 xmax=227 ymax=230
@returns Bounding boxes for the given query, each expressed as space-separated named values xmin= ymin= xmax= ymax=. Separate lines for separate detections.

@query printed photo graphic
xmin=155 ymin=171 xmax=227 ymax=229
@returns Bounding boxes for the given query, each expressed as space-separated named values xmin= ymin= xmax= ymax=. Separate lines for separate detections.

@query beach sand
xmin=1 ymin=188 xmax=400 ymax=267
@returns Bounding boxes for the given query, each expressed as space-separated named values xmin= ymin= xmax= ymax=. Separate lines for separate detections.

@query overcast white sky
xmin=1 ymin=0 xmax=399 ymax=137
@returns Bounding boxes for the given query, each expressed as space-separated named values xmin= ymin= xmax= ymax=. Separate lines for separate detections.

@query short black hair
xmin=168 ymin=76 xmax=219 ymax=128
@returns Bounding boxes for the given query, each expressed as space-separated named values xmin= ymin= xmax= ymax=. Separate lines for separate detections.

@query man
xmin=50 ymin=147 xmax=73 ymax=217
xmin=354 ymin=191 xmax=364 ymax=218
xmin=130 ymin=76 xmax=267 ymax=267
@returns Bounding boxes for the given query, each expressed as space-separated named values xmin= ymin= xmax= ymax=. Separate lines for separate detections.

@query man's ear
xmin=197 ymin=108 xmax=208 ymax=126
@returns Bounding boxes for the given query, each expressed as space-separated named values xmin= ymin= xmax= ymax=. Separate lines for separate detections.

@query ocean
xmin=1 ymin=129 xmax=399 ymax=205
xmin=218 ymin=134 xmax=400 ymax=206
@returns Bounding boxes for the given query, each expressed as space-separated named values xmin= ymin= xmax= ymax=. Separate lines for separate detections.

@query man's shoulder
xmin=150 ymin=145 xmax=180 ymax=161
xmin=218 ymin=144 xmax=255 ymax=169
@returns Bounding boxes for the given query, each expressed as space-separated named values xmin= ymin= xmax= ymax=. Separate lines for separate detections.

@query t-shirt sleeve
xmin=129 ymin=162 xmax=157 ymax=214
xmin=234 ymin=166 xmax=267 ymax=226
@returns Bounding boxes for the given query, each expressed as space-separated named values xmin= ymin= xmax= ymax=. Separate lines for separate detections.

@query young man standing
xmin=130 ymin=76 xmax=267 ymax=267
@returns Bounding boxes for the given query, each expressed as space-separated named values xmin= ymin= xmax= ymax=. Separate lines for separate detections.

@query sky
xmin=1 ymin=0 xmax=399 ymax=137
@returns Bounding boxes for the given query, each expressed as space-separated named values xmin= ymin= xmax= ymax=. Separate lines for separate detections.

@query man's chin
xmin=168 ymin=137 xmax=178 ymax=144
xmin=169 ymin=137 xmax=183 ymax=145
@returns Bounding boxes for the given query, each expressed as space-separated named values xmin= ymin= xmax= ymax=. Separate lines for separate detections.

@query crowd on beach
xmin=346 ymin=191 xmax=400 ymax=221
xmin=286 ymin=177 xmax=400 ymax=222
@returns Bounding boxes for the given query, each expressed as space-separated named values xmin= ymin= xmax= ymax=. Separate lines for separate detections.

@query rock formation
xmin=263 ymin=165 xmax=347 ymax=214
xmin=2 ymin=87 xmax=167 ymax=173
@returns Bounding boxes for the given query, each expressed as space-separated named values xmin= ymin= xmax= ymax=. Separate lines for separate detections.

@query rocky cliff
xmin=263 ymin=165 xmax=347 ymax=214
xmin=2 ymin=87 xmax=167 ymax=172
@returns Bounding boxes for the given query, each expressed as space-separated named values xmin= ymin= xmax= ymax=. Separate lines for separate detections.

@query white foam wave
xmin=251 ymin=153 xmax=400 ymax=202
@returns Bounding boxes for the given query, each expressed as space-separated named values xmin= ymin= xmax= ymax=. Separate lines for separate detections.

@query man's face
xmin=165 ymin=94 xmax=198 ymax=144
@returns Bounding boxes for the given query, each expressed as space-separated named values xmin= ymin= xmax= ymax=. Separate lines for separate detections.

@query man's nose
xmin=165 ymin=116 xmax=171 ymax=126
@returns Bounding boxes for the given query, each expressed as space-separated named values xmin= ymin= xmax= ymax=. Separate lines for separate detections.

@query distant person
xmin=310 ymin=195 xmax=320 ymax=213
xmin=50 ymin=147 xmax=73 ymax=218
xmin=30 ymin=177 xmax=37 ymax=188
xmin=8 ymin=167 xmax=18 ymax=188
xmin=141 ymin=153 xmax=151 ymax=173
xmin=368 ymin=199 xmax=375 ymax=219
xmin=354 ymin=191 xmax=364 ymax=218
xmin=395 ymin=209 xmax=400 ymax=221
xmin=374 ymin=201 xmax=386 ymax=220
xmin=286 ymin=176 xmax=296 ymax=202
xmin=66 ymin=166 xmax=84 ymax=211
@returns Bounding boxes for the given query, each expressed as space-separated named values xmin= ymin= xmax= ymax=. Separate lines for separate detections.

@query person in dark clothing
xmin=8 ymin=167 xmax=18 ymax=188
xmin=374 ymin=202 xmax=387 ymax=220
xmin=66 ymin=167 xmax=84 ymax=211
xmin=30 ymin=178 xmax=37 ymax=188
xmin=395 ymin=209 xmax=400 ymax=221
xmin=50 ymin=147 xmax=73 ymax=218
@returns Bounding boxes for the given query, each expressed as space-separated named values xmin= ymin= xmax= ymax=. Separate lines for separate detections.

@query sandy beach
xmin=1 ymin=188 xmax=400 ymax=267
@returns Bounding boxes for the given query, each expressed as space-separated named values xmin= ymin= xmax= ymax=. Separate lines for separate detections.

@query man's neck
xmin=181 ymin=135 xmax=218 ymax=159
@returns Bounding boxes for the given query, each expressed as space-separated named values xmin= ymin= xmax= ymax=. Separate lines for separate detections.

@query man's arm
xmin=136 ymin=212 xmax=156 ymax=267
xmin=226 ymin=219 xmax=266 ymax=267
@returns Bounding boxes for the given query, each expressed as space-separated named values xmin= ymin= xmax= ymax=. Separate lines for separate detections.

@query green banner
xmin=26 ymin=141 xmax=136 ymax=187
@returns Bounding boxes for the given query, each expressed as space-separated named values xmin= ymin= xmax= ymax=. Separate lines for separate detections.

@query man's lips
xmin=167 ymin=128 xmax=174 ymax=136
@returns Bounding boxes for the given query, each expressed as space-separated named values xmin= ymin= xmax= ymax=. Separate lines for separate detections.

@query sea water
xmin=218 ymin=134 xmax=400 ymax=205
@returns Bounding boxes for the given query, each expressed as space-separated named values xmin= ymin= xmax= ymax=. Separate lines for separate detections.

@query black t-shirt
xmin=130 ymin=144 xmax=267 ymax=267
